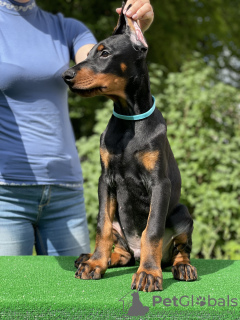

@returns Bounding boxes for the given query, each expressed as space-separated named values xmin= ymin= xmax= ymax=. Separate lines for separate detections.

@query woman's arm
xmin=75 ymin=43 xmax=95 ymax=64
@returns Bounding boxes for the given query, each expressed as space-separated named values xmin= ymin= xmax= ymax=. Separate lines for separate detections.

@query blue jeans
xmin=0 ymin=185 xmax=90 ymax=256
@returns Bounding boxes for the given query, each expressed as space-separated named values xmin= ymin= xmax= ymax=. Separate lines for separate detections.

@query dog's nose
xmin=62 ymin=69 xmax=76 ymax=82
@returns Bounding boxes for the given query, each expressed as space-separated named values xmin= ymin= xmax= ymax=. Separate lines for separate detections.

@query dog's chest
xmin=101 ymin=143 xmax=152 ymax=195
xmin=101 ymin=123 xmax=160 ymax=191
xmin=105 ymin=148 xmax=141 ymax=177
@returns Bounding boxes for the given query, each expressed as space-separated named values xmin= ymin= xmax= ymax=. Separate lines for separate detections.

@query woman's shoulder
xmin=39 ymin=8 xmax=89 ymax=34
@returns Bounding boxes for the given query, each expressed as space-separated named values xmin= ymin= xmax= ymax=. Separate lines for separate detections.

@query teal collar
xmin=113 ymin=96 xmax=155 ymax=120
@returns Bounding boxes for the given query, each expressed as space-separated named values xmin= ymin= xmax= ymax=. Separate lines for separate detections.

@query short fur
xmin=62 ymin=2 xmax=197 ymax=291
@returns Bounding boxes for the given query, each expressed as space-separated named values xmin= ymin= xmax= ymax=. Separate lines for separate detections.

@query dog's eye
xmin=101 ymin=50 xmax=110 ymax=58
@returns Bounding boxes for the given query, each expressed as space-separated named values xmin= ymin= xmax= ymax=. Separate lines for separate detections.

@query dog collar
xmin=113 ymin=96 xmax=155 ymax=120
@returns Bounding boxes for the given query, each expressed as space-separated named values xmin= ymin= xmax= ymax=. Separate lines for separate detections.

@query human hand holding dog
xmin=116 ymin=0 xmax=154 ymax=32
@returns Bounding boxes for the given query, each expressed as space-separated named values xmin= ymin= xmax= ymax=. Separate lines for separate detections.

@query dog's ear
xmin=113 ymin=2 xmax=148 ymax=52
xmin=113 ymin=2 xmax=127 ymax=35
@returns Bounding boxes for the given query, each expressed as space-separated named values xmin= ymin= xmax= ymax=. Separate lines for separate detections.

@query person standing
xmin=0 ymin=0 xmax=154 ymax=255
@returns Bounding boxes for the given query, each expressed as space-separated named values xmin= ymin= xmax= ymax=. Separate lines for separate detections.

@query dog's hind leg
xmin=108 ymin=225 xmax=135 ymax=267
xmin=166 ymin=204 xmax=198 ymax=281
xmin=75 ymin=224 xmax=135 ymax=270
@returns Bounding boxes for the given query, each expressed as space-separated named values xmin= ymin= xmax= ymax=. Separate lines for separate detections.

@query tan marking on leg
xmin=140 ymin=230 xmax=163 ymax=270
xmin=132 ymin=233 xmax=163 ymax=291
xmin=100 ymin=148 xmax=112 ymax=169
xmin=94 ymin=197 xmax=117 ymax=254
xmin=75 ymin=196 xmax=117 ymax=279
xmin=139 ymin=205 xmax=163 ymax=269
xmin=172 ymin=233 xmax=190 ymax=266
xmin=171 ymin=232 xmax=197 ymax=281
xmin=137 ymin=150 xmax=160 ymax=171
xmin=109 ymin=229 xmax=134 ymax=267
xmin=173 ymin=252 xmax=190 ymax=266
xmin=131 ymin=205 xmax=164 ymax=291
xmin=110 ymin=250 xmax=132 ymax=266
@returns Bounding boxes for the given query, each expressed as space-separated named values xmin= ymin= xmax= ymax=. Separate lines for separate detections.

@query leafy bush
xmin=77 ymin=56 xmax=240 ymax=259
xmin=157 ymin=56 xmax=240 ymax=259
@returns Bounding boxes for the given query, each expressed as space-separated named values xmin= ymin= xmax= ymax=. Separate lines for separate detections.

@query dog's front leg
xmin=75 ymin=176 xmax=116 ymax=280
xmin=131 ymin=178 xmax=171 ymax=292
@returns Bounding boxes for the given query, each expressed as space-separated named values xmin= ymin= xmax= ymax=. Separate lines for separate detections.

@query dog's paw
xmin=74 ymin=253 xmax=92 ymax=268
xmin=75 ymin=259 xmax=107 ymax=280
xmin=172 ymin=264 xmax=197 ymax=281
xmin=131 ymin=268 xmax=163 ymax=292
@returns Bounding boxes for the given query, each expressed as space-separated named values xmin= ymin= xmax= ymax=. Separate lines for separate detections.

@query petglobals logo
xmin=119 ymin=292 xmax=238 ymax=318
xmin=153 ymin=295 xmax=238 ymax=308
xmin=119 ymin=291 xmax=149 ymax=317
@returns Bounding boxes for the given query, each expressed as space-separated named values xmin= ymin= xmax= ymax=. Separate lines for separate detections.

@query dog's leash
xmin=113 ymin=96 xmax=155 ymax=121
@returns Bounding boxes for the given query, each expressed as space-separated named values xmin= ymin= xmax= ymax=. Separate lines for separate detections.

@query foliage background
xmin=38 ymin=0 xmax=240 ymax=259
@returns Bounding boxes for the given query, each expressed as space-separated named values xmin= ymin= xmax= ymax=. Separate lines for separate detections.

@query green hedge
xmin=77 ymin=56 xmax=240 ymax=259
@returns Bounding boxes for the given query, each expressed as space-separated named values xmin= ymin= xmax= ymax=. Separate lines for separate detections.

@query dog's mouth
xmin=62 ymin=69 xmax=107 ymax=97
xmin=69 ymin=86 xmax=107 ymax=97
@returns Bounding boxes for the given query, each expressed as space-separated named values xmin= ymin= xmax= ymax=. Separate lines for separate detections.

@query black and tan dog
xmin=62 ymin=3 xmax=197 ymax=292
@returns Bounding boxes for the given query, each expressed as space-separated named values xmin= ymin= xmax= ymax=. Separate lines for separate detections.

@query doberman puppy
xmin=62 ymin=3 xmax=197 ymax=292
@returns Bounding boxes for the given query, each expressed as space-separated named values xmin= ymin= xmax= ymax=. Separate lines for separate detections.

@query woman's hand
xmin=116 ymin=0 xmax=154 ymax=32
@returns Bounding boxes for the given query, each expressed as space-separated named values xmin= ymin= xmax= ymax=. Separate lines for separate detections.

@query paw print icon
xmin=196 ymin=296 xmax=206 ymax=307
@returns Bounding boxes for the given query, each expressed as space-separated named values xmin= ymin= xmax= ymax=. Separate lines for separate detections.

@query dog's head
xmin=62 ymin=2 xmax=148 ymax=101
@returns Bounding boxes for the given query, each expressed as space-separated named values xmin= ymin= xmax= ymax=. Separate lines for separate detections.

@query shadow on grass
xmin=54 ymin=256 xmax=77 ymax=272
xmin=161 ymin=259 xmax=234 ymax=290
xmin=189 ymin=258 xmax=234 ymax=279
xmin=55 ymin=256 xmax=235 ymax=291
xmin=104 ymin=265 xmax=139 ymax=279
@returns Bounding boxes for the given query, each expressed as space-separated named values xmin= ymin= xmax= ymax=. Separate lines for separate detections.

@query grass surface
xmin=0 ymin=257 xmax=239 ymax=319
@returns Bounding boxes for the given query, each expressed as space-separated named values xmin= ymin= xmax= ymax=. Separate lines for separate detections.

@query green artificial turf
xmin=0 ymin=257 xmax=239 ymax=319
